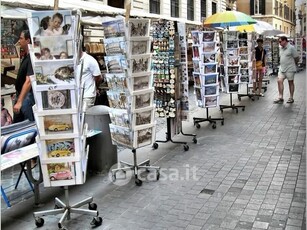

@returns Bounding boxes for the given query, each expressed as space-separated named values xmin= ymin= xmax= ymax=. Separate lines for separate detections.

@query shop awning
xmin=1 ymin=0 xmax=125 ymax=16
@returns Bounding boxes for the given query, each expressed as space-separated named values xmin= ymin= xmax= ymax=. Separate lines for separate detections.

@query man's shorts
xmin=279 ymin=71 xmax=295 ymax=81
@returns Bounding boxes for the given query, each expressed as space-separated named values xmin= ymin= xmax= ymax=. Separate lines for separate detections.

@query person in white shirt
xmin=77 ymin=50 xmax=102 ymax=110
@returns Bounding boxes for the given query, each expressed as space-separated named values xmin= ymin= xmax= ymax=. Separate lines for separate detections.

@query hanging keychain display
xmin=152 ymin=19 xmax=177 ymax=118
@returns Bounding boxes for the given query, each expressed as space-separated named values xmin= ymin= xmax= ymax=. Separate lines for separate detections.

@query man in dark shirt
xmin=13 ymin=30 xmax=35 ymax=123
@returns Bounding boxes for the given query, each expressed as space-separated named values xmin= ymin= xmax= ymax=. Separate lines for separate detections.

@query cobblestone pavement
xmin=1 ymin=70 xmax=306 ymax=230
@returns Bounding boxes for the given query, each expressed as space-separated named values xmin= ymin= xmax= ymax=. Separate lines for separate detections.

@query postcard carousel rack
xmin=102 ymin=17 xmax=160 ymax=186
xmin=27 ymin=10 xmax=102 ymax=229
xmin=151 ymin=19 xmax=196 ymax=150
xmin=190 ymin=29 xmax=224 ymax=129
xmin=219 ymin=31 xmax=245 ymax=113
xmin=237 ymin=32 xmax=259 ymax=101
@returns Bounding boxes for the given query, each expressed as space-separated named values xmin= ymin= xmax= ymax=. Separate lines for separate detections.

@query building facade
xmin=237 ymin=0 xmax=296 ymax=37
xmin=96 ymin=0 xmax=237 ymax=25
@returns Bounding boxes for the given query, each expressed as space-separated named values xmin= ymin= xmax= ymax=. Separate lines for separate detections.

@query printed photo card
xmin=33 ymin=60 xmax=75 ymax=85
xmin=104 ymin=36 xmax=127 ymax=56
xmin=105 ymin=73 xmax=128 ymax=92
xmin=101 ymin=18 xmax=125 ymax=38
xmin=32 ymin=36 xmax=75 ymax=60
xmin=202 ymin=31 xmax=215 ymax=42
xmin=27 ymin=10 xmax=75 ymax=38
xmin=204 ymin=95 xmax=218 ymax=108
xmin=128 ymin=19 xmax=150 ymax=38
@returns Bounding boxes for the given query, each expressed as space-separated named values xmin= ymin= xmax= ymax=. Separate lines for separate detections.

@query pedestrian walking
xmin=13 ymin=30 xmax=35 ymax=123
xmin=273 ymin=36 xmax=299 ymax=104
xmin=253 ymin=38 xmax=266 ymax=96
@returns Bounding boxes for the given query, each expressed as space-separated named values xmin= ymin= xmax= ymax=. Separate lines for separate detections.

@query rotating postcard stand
xmin=219 ymin=31 xmax=245 ymax=113
xmin=237 ymin=32 xmax=259 ymax=101
xmin=176 ymin=22 xmax=197 ymax=142
xmin=102 ymin=18 xmax=160 ymax=186
xmin=190 ymin=30 xmax=224 ymax=129
xmin=27 ymin=10 xmax=102 ymax=229
xmin=151 ymin=19 xmax=193 ymax=150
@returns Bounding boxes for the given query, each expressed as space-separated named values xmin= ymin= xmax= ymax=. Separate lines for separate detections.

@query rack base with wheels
xmin=111 ymin=149 xmax=160 ymax=186
xmin=220 ymin=93 xmax=245 ymax=114
xmin=193 ymin=108 xmax=224 ymax=129
xmin=33 ymin=186 xmax=102 ymax=229
xmin=238 ymin=84 xmax=258 ymax=101
xmin=153 ymin=118 xmax=190 ymax=151
xmin=180 ymin=130 xmax=197 ymax=144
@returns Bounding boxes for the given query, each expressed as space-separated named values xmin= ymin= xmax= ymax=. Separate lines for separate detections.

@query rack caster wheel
xmin=35 ymin=217 xmax=44 ymax=227
xmin=111 ymin=174 xmax=116 ymax=182
xmin=58 ymin=223 xmax=67 ymax=230
xmin=183 ymin=145 xmax=189 ymax=151
xmin=152 ymin=143 xmax=158 ymax=149
xmin=135 ymin=178 xmax=143 ymax=186
xmin=196 ymin=123 xmax=201 ymax=129
xmin=238 ymin=97 xmax=241 ymax=101
xmin=89 ymin=203 xmax=97 ymax=210
xmin=90 ymin=217 xmax=103 ymax=227
xmin=146 ymin=163 xmax=150 ymax=172
xmin=236 ymin=109 xmax=238 ymax=114
xmin=242 ymin=108 xmax=245 ymax=111
xmin=193 ymin=137 xmax=197 ymax=144
xmin=221 ymin=121 xmax=224 ymax=126
xmin=156 ymin=171 xmax=160 ymax=180
xmin=212 ymin=124 xmax=216 ymax=129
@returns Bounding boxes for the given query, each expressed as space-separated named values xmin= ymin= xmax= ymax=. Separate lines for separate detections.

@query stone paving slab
xmin=1 ymin=70 xmax=306 ymax=230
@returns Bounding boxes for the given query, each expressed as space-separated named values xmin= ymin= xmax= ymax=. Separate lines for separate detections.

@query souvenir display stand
xmin=271 ymin=38 xmax=280 ymax=75
xmin=237 ymin=32 xmax=259 ymax=101
xmin=151 ymin=19 xmax=195 ymax=150
xmin=102 ymin=18 xmax=160 ymax=186
xmin=295 ymin=37 xmax=304 ymax=71
xmin=219 ymin=31 xmax=245 ymax=113
xmin=190 ymin=30 xmax=224 ymax=129
xmin=176 ymin=22 xmax=197 ymax=142
xmin=27 ymin=10 xmax=102 ymax=229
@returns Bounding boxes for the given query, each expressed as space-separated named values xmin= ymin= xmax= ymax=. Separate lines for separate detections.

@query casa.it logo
xmin=108 ymin=164 xmax=199 ymax=186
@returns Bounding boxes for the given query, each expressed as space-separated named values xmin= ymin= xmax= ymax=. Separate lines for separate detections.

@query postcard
xmin=191 ymin=31 xmax=200 ymax=45
xmin=105 ymin=55 xmax=127 ymax=73
xmin=109 ymin=124 xmax=133 ymax=148
xmin=227 ymin=41 xmax=238 ymax=49
xmin=47 ymin=162 xmax=74 ymax=181
xmin=107 ymin=90 xmax=130 ymax=110
xmin=128 ymin=37 xmax=151 ymax=56
xmin=105 ymin=73 xmax=128 ymax=91
xmin=33 ymin=60 xmax=75 ymax=85
xmin=201 ymin=74 xmax=218 ymax=86
xmin=128 ymin=19 xmax=150 ymax=37
xmin=109 ymin=108 xmax=130 ymax=128
xmin=203 ymin=42 xmax=216 ymax=52
xmin=204 ymin=85 xmax=218 ymax=96
xmin=202 ymin=53 xmax=216 ymax=63
xmin=203 ymin=63 xmax=217 ymax=74
xmin=42 ymin=89 xmax=72 ymax=109
xmin=27 ymin=10 xmax=75 ymax=38
xmin=204 ymin=95 xmax=218 ymax=108
xmin=202 ymin=31 xmax=215 ymax=42
xmin=101 ymin=18 xmax=125 ymax=38
xmin=104 ymin=36 xmax=126 ymax=55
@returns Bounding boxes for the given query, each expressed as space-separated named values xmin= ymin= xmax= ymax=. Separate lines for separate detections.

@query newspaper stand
xmin=102 ymin=18 xmax=159 ymax=186
xmin=27 ymin=10 xmax=102 ymax=229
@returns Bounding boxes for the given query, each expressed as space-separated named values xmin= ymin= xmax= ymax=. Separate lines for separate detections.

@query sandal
xmin=287 ymin=98 xmax=294 ymax=103
xmin=273 ymin=98 xmax=284 ymax=104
